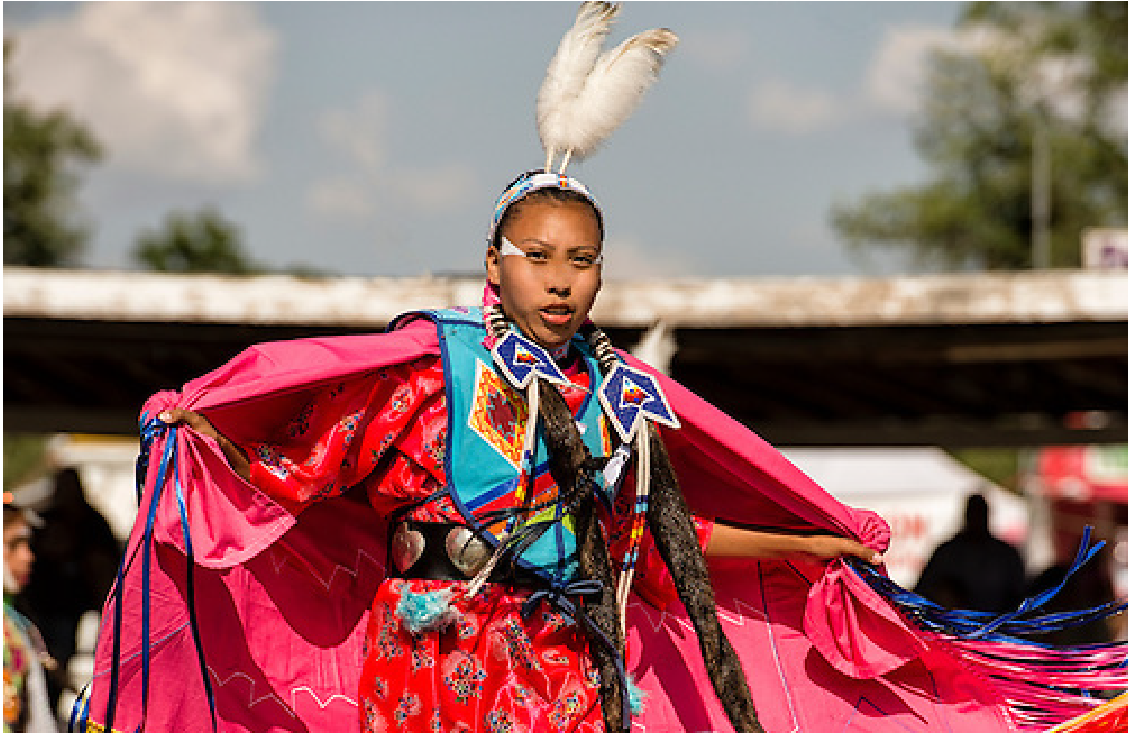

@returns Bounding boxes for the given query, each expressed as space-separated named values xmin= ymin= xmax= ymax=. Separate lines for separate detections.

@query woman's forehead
xmin=506 ymin=200 xmax=601 ymax=233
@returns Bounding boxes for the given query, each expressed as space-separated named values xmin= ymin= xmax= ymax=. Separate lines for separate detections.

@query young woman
xmin=152 ymin=174 xmax=879 ymax=733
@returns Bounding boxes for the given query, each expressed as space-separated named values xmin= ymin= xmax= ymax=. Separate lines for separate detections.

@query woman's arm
xmin=706 ymin=521 xmax=883 ymax=565
xmin=159 ymin=409 xmax=251 ymax=481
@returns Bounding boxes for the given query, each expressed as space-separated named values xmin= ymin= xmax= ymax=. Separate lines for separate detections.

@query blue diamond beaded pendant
xmin=597 ymin=362 xmax=680 ymax=442
xmin=491 ymin=331 xmax=571 ymax=389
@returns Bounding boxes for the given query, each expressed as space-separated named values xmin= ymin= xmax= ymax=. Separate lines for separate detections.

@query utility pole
xmin=1032 ymin=120 xmax=1052 ymax=269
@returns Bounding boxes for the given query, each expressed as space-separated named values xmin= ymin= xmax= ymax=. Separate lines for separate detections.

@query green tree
xmin=3 ymin=434 xmax=49 ymax=490
xmin=133 ymin=207 xmax=260 ymax=274
xmin=3 ymin=39 xmax=101 ymax=267
xmin=833 ymin=2 xmax=1128 ymax=270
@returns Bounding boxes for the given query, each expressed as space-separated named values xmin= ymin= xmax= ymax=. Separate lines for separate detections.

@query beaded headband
xmin=486 ymin=169 xmax=602 ymax=251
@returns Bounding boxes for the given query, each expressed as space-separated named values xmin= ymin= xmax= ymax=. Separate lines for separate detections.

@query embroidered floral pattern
xmin=443 ymin=652 xmax=487 ymax=704
xmin=541 ymin=610 xmax=567 ymax=632
xmin=541 ymin=649 xmax=572 ymax=666
xmin=359 ymin=579 xmax=601 ymax=732
xmin=485 ymin=709 xmax=516 ymax=733
xmin=456 ymin=616 xmax=479 ymax=640
xmin=411 ymin=645 xmax=434 ymax=672
xmin=372 ymin=604 xmax=404 ymax=661
xmin=287 ymin=402 xmax=314 ymax=438
xmin=510 ymin=683 xmax=533 ymax=707
xmin=497 ymin=619 xmax=540 ymax=671
xmin=394 ymin=692 xmax=422 ymax=723
xmin=549 ymin=691 xmax=584 ymax=729
xmin=368 ymin=676 xmax=389 ymax=701
xmin=254 ymin=445 xmax=290 ymax=480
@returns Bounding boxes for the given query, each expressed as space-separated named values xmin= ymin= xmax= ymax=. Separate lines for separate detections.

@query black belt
xmin=387 ymin=520 xmax=542 ymax=587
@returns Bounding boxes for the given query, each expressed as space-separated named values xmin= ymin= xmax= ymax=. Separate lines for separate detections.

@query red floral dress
xmin=243 ymin=353 xmax=709 ymax=733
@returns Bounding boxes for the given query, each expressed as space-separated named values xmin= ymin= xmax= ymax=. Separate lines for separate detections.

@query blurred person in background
xmin=4 ymin=497 xmax=58 ymax=733
xmin=914 ymin=492 xmax=1027 ymax=613
xmin=22 ymin=468 xmax=120 ymax=709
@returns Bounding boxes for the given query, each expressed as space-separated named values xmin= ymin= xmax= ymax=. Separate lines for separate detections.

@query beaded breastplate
xmin=389 ymin=307 xmax=613 ymax=585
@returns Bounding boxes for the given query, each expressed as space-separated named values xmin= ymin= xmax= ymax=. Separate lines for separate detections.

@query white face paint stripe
xmin=500 ymin=236 xmax=526 ymax=258
xmin=500 ymin=236 xmax=604 ymax=265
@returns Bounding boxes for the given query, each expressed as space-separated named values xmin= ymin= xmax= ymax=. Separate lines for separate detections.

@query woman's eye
xmin=572 ymin=254 xmax=596 ymax=267
xmin=525 ymin=250 xmax=548 ymax=261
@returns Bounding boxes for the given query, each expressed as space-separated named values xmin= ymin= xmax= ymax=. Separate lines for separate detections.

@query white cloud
xmin=9 ymin=2 xmax=277 ymax=183
xmin=396 ymin=166 xmax=478 ymax=213
xmin=863 ymin=25 xmax=959 ymax=116
xmin=308 ymin=91 xmax=475 ymax=223
xmin=318 ymin=92 xmax=391 ymax=175
xmin=745 ymin=23 xmax=963 ymax=136
xmin=748 ymin=79 xmax=843 ymax=134
xmin=307 ymin=175 xmax=377 ymax=220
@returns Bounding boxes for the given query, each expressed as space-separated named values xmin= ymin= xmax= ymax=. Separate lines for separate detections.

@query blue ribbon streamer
xmin=848 ymin=525 xmax=1128 ymax=645
xmin=522 ymin=578 xmax=632 ymax=730
xmin=68 ymin=681 xmax=91 ymax=733
xmin=170 ymin=440 xmax=219 ymax=732
xmin=94 ymin=415 xmax=218 ymax=733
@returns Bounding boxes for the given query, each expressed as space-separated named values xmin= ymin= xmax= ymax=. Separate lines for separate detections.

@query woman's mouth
xmin=539 ymin=305 xmax=574 ymax=326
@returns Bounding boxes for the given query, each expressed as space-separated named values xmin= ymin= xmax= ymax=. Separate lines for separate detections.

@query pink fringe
xmin=933 ymin=634 xmax=1128 ymax=731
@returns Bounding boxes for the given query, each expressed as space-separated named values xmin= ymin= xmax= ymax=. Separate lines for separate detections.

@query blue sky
xmin=5 ymin=2 xmax=965 ymax=280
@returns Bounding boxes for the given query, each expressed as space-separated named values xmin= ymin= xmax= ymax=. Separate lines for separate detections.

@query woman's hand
xmin=159 ymin=408 xmax=220 ymax=440
xmin=158 ymin=409 xmax=251 ymax=481
xmin=801 ymin=535 xmax=884 ymax=565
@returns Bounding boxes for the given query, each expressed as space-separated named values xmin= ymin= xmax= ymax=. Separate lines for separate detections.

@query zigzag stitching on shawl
xmin=289 ymin=686 xmax=359 ymax=710
xmin=715 ymin=596 xmax=766 ymax=627
xmin=624 ymin=599 xmax=690 ymax=634
xmin=207 ymin=666 xmax=297 ymax=717
xmin=828 ymin=651 xmax=958 ymax=733
xmin=624 ymin=591 xmax=765 ymax=634
xmin=266 ymin=545 xmax=385 ymax=592
xmin=836 ymin=696 xmax=937 ymax=733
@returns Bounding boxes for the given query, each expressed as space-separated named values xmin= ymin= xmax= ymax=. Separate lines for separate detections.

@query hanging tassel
xmin=615 ymin=421 xmax=649 ymax=639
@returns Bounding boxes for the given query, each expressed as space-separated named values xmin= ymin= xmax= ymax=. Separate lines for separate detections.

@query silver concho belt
xmin=389 ymin=521 xmax=493 ymax=580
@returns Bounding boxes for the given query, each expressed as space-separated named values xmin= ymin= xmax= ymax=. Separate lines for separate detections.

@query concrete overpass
xmin=5 ymin=267 xmax=1127 ymax=446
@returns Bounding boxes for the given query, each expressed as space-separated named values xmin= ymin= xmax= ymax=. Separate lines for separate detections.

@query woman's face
xmin=3 ymin=513 xmax=34 ymax=593
xmin=486 ymin=199 xmax=603 ymax=351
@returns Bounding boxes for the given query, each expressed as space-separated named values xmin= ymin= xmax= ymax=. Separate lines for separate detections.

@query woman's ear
xmin=485 ymin=245 xmax=502 ymax=287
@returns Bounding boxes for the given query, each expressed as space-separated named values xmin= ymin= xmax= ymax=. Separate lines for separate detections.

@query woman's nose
xmin=544 ymin=260 xmax=574 ymax=295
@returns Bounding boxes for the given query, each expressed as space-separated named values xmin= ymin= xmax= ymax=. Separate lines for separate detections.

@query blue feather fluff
xmin=396 ymin=588 xmax=459 ymax=633
xmin=626 ymin=673 xmax=647 ymax=716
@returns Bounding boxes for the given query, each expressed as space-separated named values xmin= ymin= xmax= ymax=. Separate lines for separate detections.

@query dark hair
xmin=4 ymin=503 xmax=28 ymax=532
xmin=490 ymin=187 xmax=605 ymax=250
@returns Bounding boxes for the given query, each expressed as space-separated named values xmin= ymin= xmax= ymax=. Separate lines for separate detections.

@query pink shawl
xmin=80 ymin=319 xmax=1121 ymax=732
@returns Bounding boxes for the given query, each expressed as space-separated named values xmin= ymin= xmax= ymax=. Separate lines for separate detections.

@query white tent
xmin=782 ymin=447 xmax=1031 ymax=588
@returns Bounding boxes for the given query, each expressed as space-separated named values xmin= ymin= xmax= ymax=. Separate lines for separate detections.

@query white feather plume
xmin=537 ymin=2 xmax=677 ymax=172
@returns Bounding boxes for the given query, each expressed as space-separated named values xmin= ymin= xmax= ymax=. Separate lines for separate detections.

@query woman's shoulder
xmin=177 ymin=318 xmax=444 ymax=412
